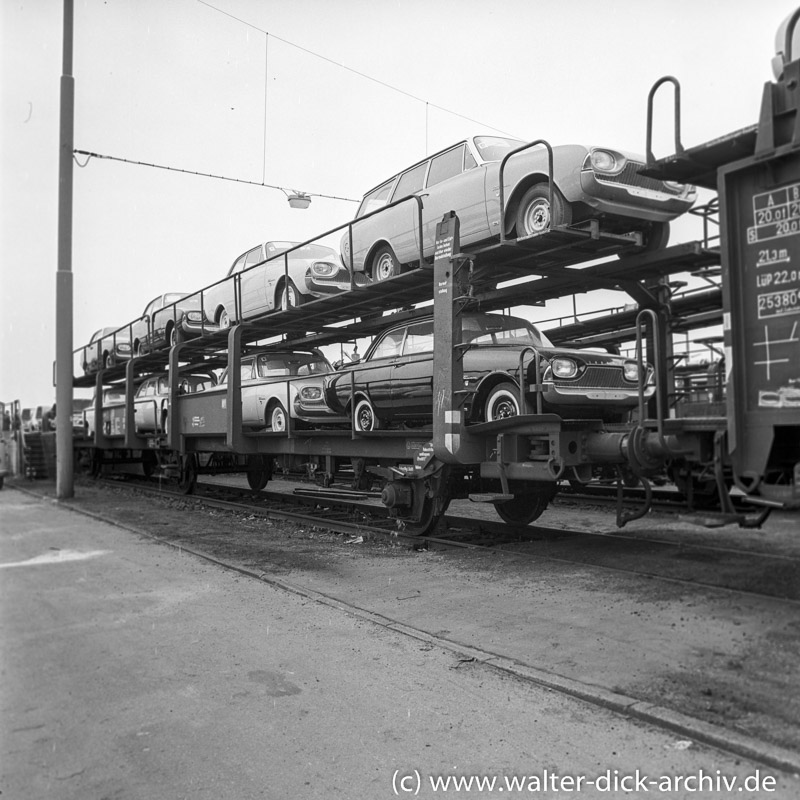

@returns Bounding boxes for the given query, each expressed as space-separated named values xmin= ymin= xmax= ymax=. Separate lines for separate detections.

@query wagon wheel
xmin=493 ymin=491 xmax=552 ymax=525
xmin=177 ymin=454 xmax=197 ymax=495
xmin=515 ymin=184 xmax=572 ymax=238
xmin=246 ymin=454 xmax=271 ymax=491
xmin=141 ymin=450 xmax=157 ymax=478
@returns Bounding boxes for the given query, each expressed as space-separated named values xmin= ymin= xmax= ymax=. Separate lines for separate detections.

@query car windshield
xmin=265 ymin=242 xmax=333 ymax=261
xmin=256 ymin=353 xmax=332 ymax=377
xmin=162 ymin=293 xmax=187 ymax=306
xmin=471 ymin=136 xmax=526 ymax=163
xmin=462 ymin=314 xmax=553 ymax=347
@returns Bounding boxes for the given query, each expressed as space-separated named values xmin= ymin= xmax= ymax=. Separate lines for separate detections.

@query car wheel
xmin=484 ymin=382 xmax=522 ymax=422
xmin=371 ymin=246 xmax=401 ymax=282
xmin=515 ymin=184 xmax=572 ymax=238
xmin=133 ymin=341 xmax=142 ymax=358
xmin=103 ymin=352 xmax=114 ymax=369
xmin=268 ymin=402 xmax=288 ymax=432
xmin=168 ymin=324 xmax=179 ymax=347
xmin=353 ymin=397 xmax=381 ymax=431
xmin=642 ymin=221 xmax=670 ymax=251
xmin=218 ymin=308 xmax=231 ymax=329
xmin=279 ymin=280 xmax=305 ymax=311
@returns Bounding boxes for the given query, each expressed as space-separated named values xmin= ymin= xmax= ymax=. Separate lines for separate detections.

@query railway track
xmin=94 ymin=474 xmax=800 ymax=603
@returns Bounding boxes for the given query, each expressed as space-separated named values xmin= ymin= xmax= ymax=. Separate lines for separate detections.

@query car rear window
xmin=358 ymin=181 xmax=394 ymax=218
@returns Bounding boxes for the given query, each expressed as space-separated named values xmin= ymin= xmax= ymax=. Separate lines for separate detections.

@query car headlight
xmin=185 ymin=310 xmax=204 ymax=322
xmin=589 ymin=148 xmax=626 ymax=175
xmin=623 ymin=361 xmax=640 ymax=382
xmin=300 ymin=386 xmax=323 ymax=401
xmin=551 ymin=358 xmax=578 ymax=379
xmin=310 ymin=261 xmax=337 ymax=277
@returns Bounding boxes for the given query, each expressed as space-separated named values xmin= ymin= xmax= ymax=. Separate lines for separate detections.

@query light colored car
xmin=324 ymin=311 xmax=654 ymax=431
xmin=341 ymin=135 xmax=697 ymax=281
xmin=80 ymin=326 xmax=131 ymax=374
xmin=133 ymin=370 xmax=217 ymax=434
xmin=84 ymin=387 xmax=127 ymax=438
xmin=130 ymin=293 xmax=206 ymax=356
xmin=193 ymin=241 xmax=353 ymax=330
xmin=203 ymin=349 xmax=346 ymax=431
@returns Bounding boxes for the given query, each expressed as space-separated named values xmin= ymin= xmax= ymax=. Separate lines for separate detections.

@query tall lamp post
xmin=56 ymin=0 xmax=74 ymax=499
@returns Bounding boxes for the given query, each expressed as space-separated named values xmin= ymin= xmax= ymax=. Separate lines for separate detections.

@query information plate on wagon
xmin=734 ymin=176 xmax=800 ymax=410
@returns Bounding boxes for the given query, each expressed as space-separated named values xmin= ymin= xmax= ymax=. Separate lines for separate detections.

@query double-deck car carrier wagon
xmin=73 ymin=15 xmax=800 ymax=533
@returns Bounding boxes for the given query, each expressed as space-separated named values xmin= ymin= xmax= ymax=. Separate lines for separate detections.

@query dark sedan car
xmin=324 ymin=312 xmax=654 ymax=430
xmin=341 ymin=135 xmax=696 ymax=281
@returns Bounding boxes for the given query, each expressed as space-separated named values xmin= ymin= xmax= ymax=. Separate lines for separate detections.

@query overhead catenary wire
xmin=196 ymin=0 xmax=521 ymax=141
xmin=72 ymin=149 xmax=359 ymax=203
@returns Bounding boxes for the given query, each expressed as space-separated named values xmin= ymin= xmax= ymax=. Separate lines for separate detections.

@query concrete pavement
xmin=1 ymin=487 xmax=798 ymax=799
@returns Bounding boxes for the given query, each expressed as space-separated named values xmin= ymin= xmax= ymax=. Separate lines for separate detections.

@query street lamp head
xmin=287 ymin=192 xmax=311 ymax=210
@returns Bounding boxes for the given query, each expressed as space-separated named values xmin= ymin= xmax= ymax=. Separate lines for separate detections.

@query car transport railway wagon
xmin=71 ymin=22 xmax=800 ymax=533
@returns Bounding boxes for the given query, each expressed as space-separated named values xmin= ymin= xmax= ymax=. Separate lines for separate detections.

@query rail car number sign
xmin=720 ymin=150 xmax=800 ymax=482
xmin=740 ymin=178 xmax=800 ymax=410
xmin=749 ymin=183 xmax=800 ymax=322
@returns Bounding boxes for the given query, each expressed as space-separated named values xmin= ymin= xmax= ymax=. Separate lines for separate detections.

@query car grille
xmin=551 ymin=365 xmax=630 ymax=389
xmin=594 ymin=161 xmax=684 ymax=195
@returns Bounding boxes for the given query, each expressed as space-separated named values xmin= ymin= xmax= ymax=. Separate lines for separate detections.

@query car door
xmin=341 ymin=327 xmax=405 ymax=418
xmin=421 ymin=144 xmax=491 ymax=251
xmin=389 ymin=320 xmax=434 ymax=417
xmin=238 ymin=359 xmax=259 ymax=424
xmin=134 ymin=379 xmax=156 ymax=432
xmin=237 ymin=246 xmax=270 ymax=319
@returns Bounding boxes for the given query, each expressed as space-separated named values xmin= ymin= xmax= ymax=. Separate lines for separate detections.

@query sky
xmin=1 ymin=0 xmax=796 ymax=408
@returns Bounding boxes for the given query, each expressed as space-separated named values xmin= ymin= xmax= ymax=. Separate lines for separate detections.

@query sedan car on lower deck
xmin=134 ymin=370 xmax=218 ymax=434
xmin=202 ymin=348 xmax=347 ymax=431
xmin=324 ymin=311 xmax=654 ymax=431
xmin=341 ymin=135 xmax=696 ymax=281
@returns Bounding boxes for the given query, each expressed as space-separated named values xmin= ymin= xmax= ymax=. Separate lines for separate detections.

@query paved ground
xmin=2 ymin=484 xmax=799 ymax=799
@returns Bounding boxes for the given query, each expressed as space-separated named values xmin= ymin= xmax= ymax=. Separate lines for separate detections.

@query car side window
xmin=370 ymin=329 xmax=405 ymax=360
xmin=464 ymin=149 xmax=478 ymax=170
xmin=243 ymin=246 xmax=264 ymax=269
xmin=426 ymin=146 xmax=465 ymax=187
xmin=230 ymin=254 xmax=247 ymax=275
xmin=358 ymin=181 xmax=394 ymax=218
xmin=403 ymin=321 xmax=434 ymax=355
xmin=158 ymin=377 xmax=169 ymax=394
xmin=240 ymin=361 xmax=255 ymax=381
xmin=392 ymin=162 xmax=428 ymax=200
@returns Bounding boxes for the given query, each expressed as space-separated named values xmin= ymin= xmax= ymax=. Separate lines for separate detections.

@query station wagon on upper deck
xmin=340 ymin=135 xmax=697 ymax=281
